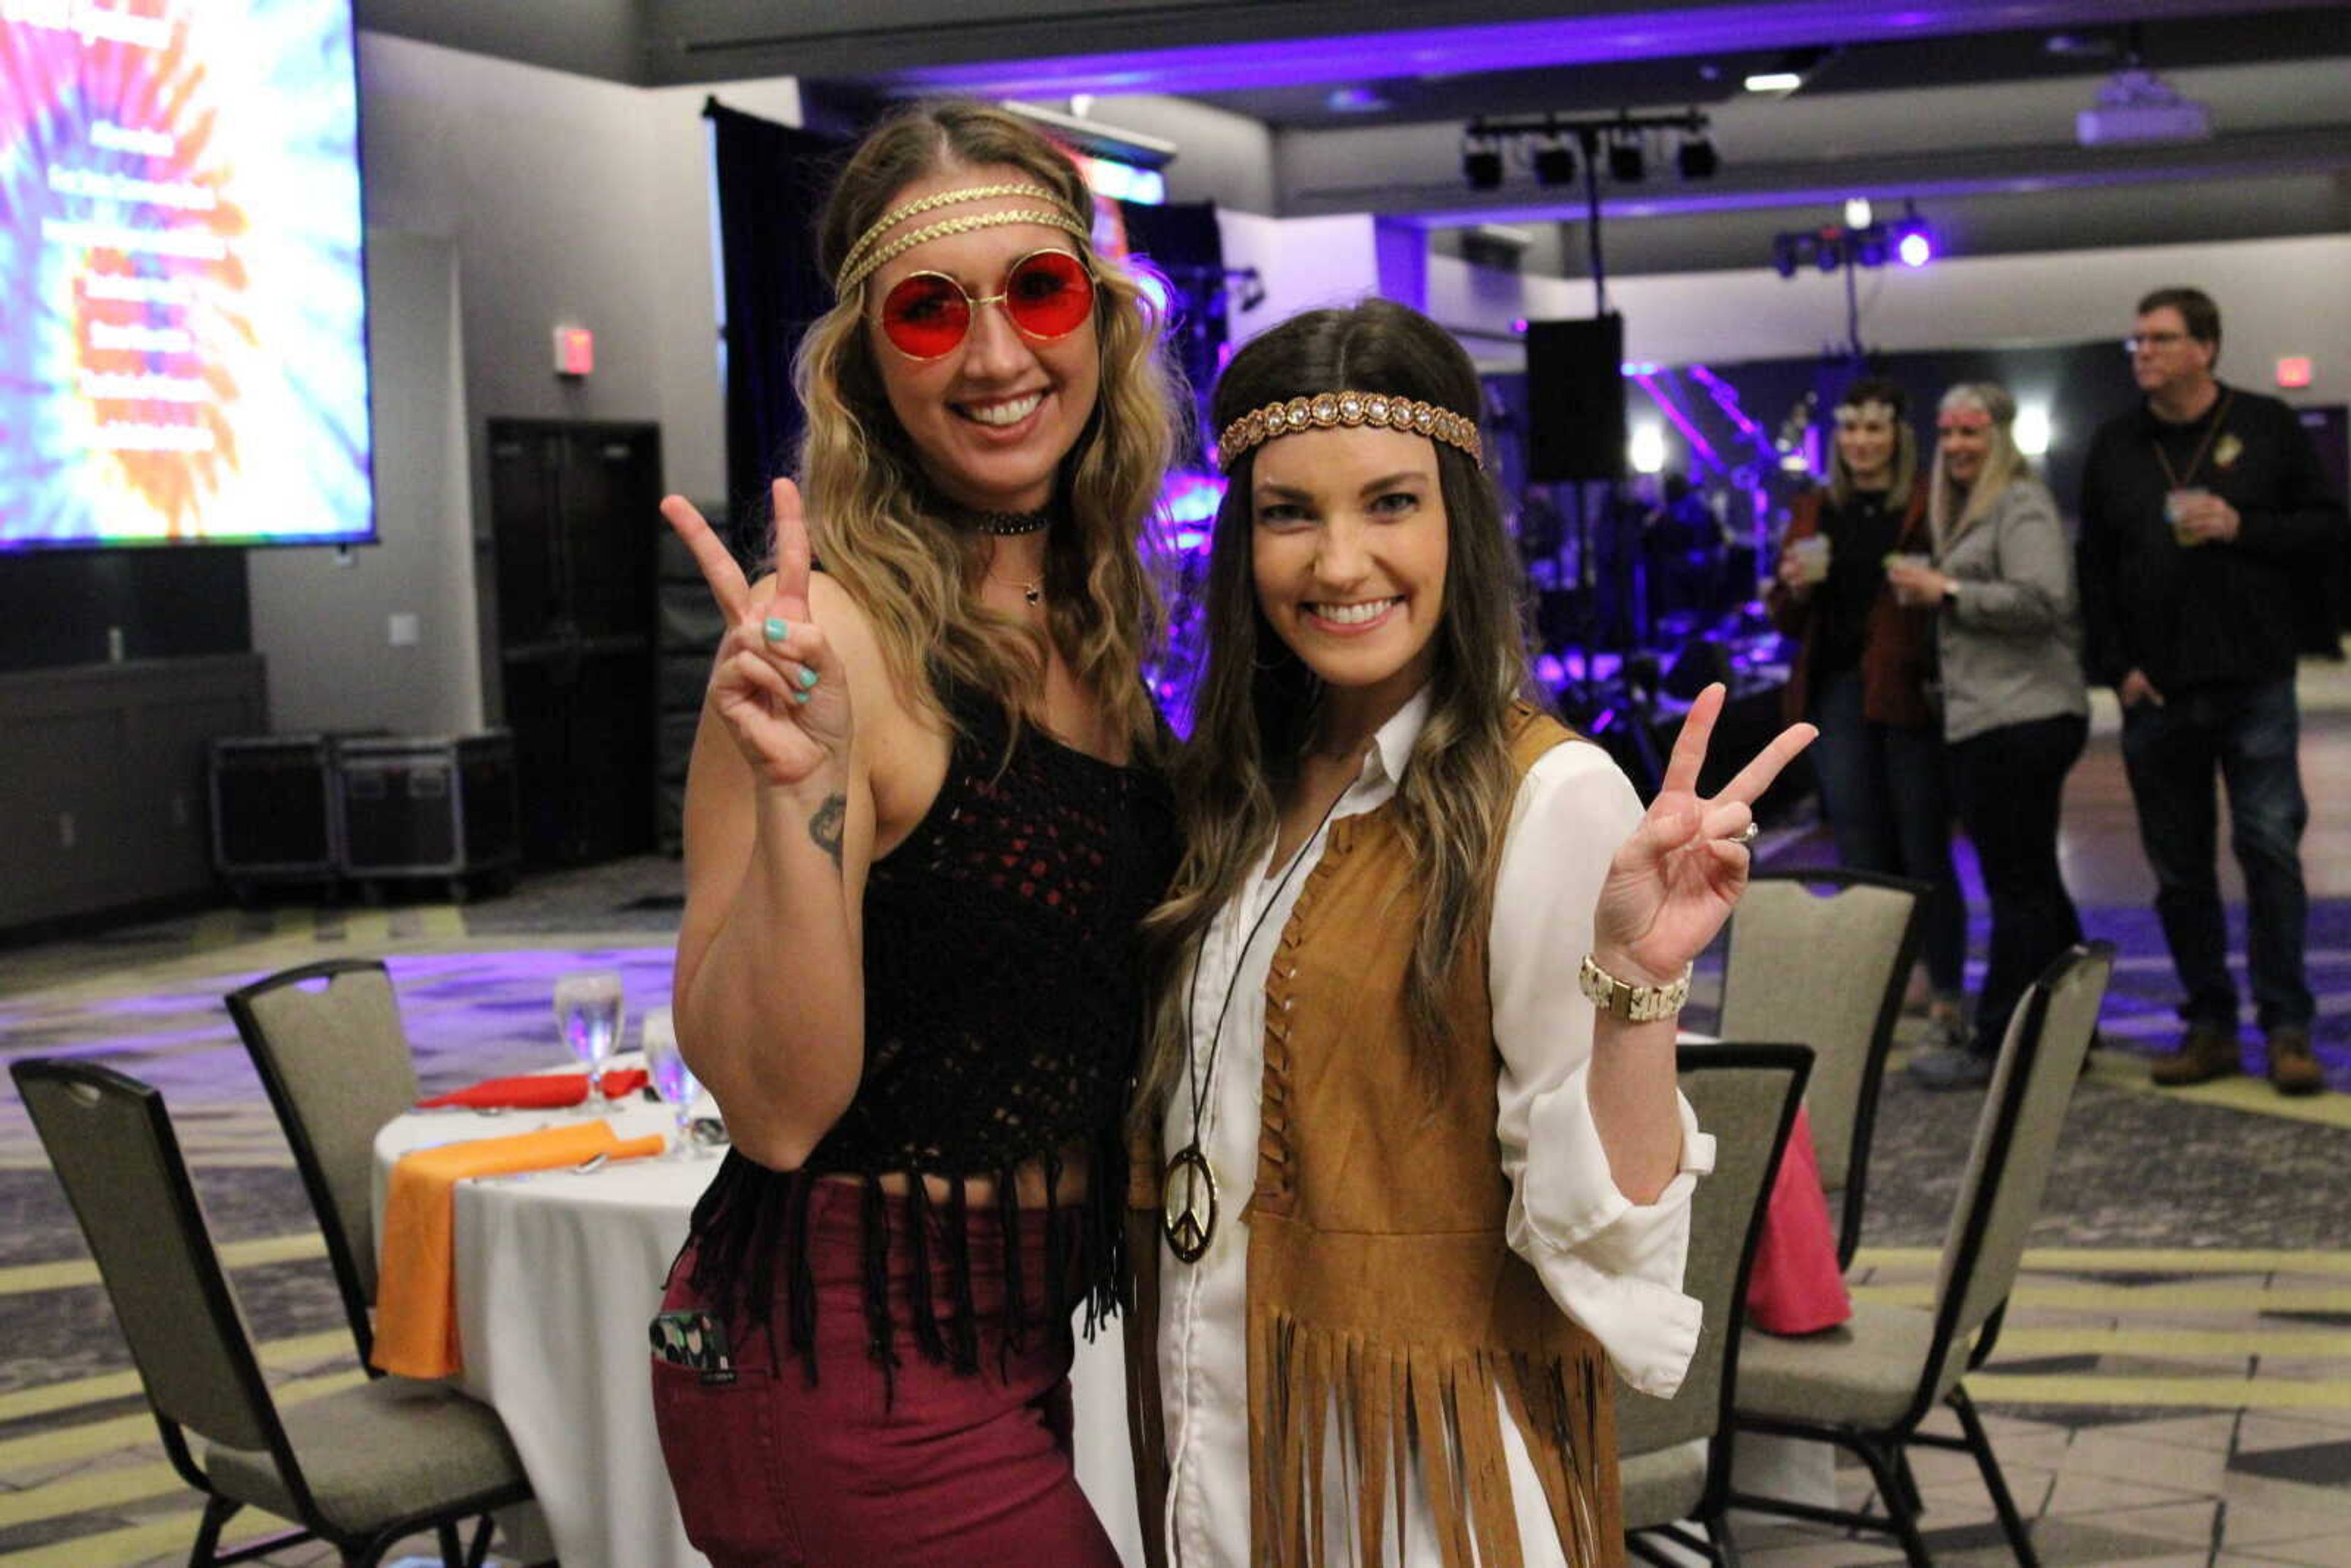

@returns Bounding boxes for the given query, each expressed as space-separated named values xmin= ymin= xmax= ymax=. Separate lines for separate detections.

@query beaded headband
xmin=1217 ymin=391 xmax=1484 ymax=471
xmin=834 ymin=182 xmax=1093 ymax=298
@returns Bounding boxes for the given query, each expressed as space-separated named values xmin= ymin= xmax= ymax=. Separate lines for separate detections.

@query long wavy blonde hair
xmin=1133 ymin=301 xmax=1535 ymax=1128
xmin=1928 ymin=381 xmax=2030 ymax=553
xmin=792 ymin=100 xmax=1182 ymax=750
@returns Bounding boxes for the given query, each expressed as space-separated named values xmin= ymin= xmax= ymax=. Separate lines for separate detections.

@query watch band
xmin=1578 ymin=953 xmax=1692 ymax=1022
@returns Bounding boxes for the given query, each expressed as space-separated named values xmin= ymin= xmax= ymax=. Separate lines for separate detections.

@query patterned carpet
xmin=3 ymin=691 xmax=2350 ymax=1565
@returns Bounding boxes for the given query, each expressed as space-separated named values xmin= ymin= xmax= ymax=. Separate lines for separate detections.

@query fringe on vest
xmin=1245 ymin=1307 xmax=1620 ymax=1568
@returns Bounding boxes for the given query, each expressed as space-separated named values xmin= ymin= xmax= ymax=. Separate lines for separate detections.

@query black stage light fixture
xmin=1463 ymin=133 xmax=1504 ymax=190
xmin=1608 ymin=132 xmax=1646 ymax=182
xmin=1771 ymin=234 xmax=1799 ymax=278
xmin=1676 ymin=135 xmax=1719 ymax=179
xmin=1533 ymin=134 xmax=1577 ymax=187
xmin=1815 ymin=230 xmax=1843 ymax=272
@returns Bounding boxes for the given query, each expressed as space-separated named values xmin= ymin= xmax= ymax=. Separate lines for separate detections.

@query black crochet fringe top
xmin=681 ymin=681 xmax=1177 ymax=1386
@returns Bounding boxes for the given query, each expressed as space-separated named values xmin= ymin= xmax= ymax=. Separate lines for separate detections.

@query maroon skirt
xmin=651 ymin=1179 xmax=1123 ymax=1568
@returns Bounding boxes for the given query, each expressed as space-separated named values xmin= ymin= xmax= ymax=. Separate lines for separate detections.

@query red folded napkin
xmin=1745 ymin=1104 xmax=1855 ymax=1336
xmin=416 ymin=1067 xmax=649 ymax=1111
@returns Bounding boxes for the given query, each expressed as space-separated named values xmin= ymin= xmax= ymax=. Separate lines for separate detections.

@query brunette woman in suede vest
xmin=1127 ymin=301 xmax=1816 ymax=1567
xmin=653 ymin=102 xmax=1183 ymax=1566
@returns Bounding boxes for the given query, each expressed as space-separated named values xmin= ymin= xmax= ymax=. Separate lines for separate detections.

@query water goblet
xmin=553 ymin=970 xmax=626 ymax=1114
xmin=641 ymin=1005 xmax=705 ymax=1157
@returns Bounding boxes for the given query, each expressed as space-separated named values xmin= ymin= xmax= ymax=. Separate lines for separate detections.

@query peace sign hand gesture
xmin=660 ymin=479 xmax=852 ymax=792
xmin=1591 ymin=683 xmax=1817 ymax=988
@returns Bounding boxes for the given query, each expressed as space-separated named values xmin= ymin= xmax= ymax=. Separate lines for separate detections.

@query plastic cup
xmin=1789 ymin=535 xmax=1831 ymax=585
xmin=2166 ymin=487 xmax=2210 ymax=546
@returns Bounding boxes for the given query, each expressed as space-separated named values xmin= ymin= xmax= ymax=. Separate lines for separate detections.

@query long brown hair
xmin=1134 ymin=299 xmax=1532 ymax=1127
xmin=1826 ymin=375 xmax=1918 ymax=509
xmin=792 ymin=100 xmax=1183 ymax=751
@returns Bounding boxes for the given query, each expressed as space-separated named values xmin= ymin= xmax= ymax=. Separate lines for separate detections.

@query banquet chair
xmin=227 ymin=956 xmax=418 ymax=1368
xmin=1620 ymin=1043 xmax=1812 ymax=1568
xmin=10 ymin=1057 xmax=531 ymax=1568
xmin=1725 ymin=943 xmax=2116 ymax=1568
xmin=1718 ymin=869 xmax=1925 ymax=1268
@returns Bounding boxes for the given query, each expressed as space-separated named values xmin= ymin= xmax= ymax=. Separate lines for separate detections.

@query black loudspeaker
xmin=1524 ymin=315 xmax=1626 ymax=484
xmin=1663 ymin=634 xmax=1733 ymax=700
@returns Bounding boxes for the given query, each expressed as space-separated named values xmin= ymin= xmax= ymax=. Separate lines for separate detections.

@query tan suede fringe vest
xmin=1127 ymin=704 xmax=1624 ymax=1568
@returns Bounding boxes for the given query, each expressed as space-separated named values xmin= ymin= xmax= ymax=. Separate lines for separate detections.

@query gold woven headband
xmin=1217 ymin=391 xmax=1484 ymax=470
xmin=835 ymin=182 xmax=1093 ymax=297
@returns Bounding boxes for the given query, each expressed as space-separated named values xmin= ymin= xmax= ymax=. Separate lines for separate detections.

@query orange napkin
xmin=372 ymin=1120 xmax=664 ymax=1379
xmin=414 ymin=1067 xmax=649 ymax=1111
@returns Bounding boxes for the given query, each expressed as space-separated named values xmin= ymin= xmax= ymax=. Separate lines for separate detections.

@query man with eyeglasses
xmin=2078 ymin=286 xmax=2348 ymax=1095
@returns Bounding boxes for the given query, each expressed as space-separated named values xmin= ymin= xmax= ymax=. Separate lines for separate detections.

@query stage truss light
xmin=1463 ymin=134 xmax=1504 ymax=190
xmin=1608 ymin=132 xmax=1646 ymax=182
xmin=1533 ymin=135 xmax=1578 ymax=187
xmin=1676 ymin=135 xmax=1719 ymax=179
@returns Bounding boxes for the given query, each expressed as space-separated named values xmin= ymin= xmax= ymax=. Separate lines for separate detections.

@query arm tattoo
xmin=808 ymin=792 xmax=846 ymax=872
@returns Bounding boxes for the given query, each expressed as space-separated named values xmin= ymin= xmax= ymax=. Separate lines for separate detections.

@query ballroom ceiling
xmin=356 ymin=0 xmax=2351 ymax=272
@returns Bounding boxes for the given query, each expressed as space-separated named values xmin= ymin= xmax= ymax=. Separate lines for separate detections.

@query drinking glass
xmin=641 ymin=1005 xmax=705 ymax=1157
xmin=1790 ymin=534 xmax=1832 ymax=585
xmin=553 ymin=970 xmax=626 ymax=1113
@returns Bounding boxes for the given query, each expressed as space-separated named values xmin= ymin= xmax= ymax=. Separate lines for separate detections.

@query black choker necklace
xmin=956 ymin=505 xmax=1056 ymax=536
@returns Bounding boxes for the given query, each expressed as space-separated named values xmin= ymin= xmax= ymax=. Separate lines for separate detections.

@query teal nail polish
xmin=790 ymin=688 xmax=811 ymax=705
xmin=763 ymin=617 xmax=789 ymax=643
xmin=797 ymin=666 xmax=819 ymax=689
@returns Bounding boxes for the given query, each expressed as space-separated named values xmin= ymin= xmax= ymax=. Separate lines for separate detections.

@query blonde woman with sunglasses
xmin=651 ymin=100 xmax=1184 ymax=1566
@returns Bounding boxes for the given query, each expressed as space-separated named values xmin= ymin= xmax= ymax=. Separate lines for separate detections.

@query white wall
xmin=1213 ymin=209 xmax=1382 ymax=346
xmin=248 ymin=231 xmax=482 ymax=734
xmin=1428 ymin=234 xmax=2351 ymax=399
xmin=259 ymin=35 xmax=804 ymax=732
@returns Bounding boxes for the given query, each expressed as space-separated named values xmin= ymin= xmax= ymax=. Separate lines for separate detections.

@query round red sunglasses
xmin=872 ymin=249 xmax=1097 ymax=361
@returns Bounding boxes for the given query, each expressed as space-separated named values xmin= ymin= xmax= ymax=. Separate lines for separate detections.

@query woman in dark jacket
xmin=1768 ymin=378 xmax=1967 ymax=1045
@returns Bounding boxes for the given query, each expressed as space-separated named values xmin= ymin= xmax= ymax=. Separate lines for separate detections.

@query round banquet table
xmin=371 ymin=1091 xmax=1145 ymax=1568
xmin=370 ymin=1043 xmax=1838 ymax=1567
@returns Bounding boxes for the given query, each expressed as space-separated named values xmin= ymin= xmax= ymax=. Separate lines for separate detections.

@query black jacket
xmin=2077 ymin=384 xmax=2349 ymax=692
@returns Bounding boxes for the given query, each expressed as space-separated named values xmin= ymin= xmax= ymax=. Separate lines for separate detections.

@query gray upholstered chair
xmin=1725 ymin=942 xmax=2116 ymax=1568
xmin=1719 ymin=869 xmax=1926 ymax=1268
xmin=1621 ymin=1043 xmax=1812 ymax=1568
xmin=11 ymin=1057 xmax=531 ymax=1568
xmin=227 ymin=957 xmax=419 ymax=1368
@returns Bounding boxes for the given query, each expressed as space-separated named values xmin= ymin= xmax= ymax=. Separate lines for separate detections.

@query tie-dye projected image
xmin=1 ymin=0 xmax=372 ymax=549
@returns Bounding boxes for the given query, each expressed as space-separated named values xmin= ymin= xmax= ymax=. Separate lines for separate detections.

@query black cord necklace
xmin=956 ymin=504 xmax=1056 ymax=536
xmin=1163 ymin=782 xmax=1351 ymax=1264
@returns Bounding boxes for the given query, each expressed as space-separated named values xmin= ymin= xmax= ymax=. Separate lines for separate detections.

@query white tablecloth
xmin=372 ymin=1095 xmax=1143 ymax=1568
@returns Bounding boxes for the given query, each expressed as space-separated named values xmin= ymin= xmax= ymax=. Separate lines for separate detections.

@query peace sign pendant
xmin=1161 ymin=1143 xmax=1218 ymax=1264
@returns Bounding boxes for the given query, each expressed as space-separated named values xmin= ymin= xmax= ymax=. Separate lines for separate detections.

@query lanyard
xmin=2152 ymin=388 xmax=2235 ymax=492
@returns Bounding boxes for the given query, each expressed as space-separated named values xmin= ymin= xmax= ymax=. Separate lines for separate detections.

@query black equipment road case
xmin=335 ymin=732 xmax=520 ymax=902
xmin=210 ymin=735 xmax=349 ymax=898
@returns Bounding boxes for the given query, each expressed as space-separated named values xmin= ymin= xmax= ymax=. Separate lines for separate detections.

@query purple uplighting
xmin=1899 ymin=231 xmax=1935 ymax=267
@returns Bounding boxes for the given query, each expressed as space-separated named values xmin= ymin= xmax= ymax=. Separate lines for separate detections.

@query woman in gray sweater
xmin=1885 ymin=383 xmax=2090 ymax=1089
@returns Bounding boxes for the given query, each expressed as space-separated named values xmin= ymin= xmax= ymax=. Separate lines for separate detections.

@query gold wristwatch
xmin=1578 ymin=953 xmax=1692 ymax=1022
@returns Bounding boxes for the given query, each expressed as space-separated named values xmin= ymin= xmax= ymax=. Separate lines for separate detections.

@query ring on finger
xmin=1731 ymin=821 xmax=1760 ymax=847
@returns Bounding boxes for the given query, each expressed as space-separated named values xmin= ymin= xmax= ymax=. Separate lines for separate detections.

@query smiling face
xmin=1250 ymin=424 xmax=1450 ymax=727
xmin=1938 ymin=406 xmax=1993 ymax=487
xmin=1834 ymin=401 xmax=1899 ymax=487
xmin=861 ymin=165 xmax=1100 ymax=512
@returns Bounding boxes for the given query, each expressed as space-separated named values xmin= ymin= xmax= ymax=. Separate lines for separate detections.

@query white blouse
xmin=1156 ymin=689 xmax=1716 ymax=1568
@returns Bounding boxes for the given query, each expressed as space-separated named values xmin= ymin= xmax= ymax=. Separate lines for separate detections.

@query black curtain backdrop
xmin=706 ymin=100 xmax=846 ymax=552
